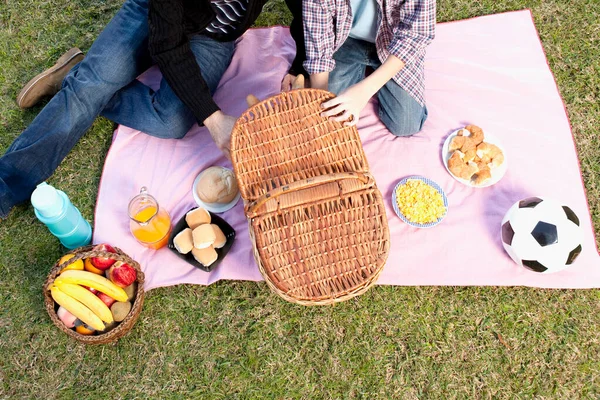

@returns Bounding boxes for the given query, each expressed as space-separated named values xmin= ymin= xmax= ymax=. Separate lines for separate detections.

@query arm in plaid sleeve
xmin=388 ymin=0 xmax=436 ymax=66
xmin=302 ymin=0 xmax=336 ymax=74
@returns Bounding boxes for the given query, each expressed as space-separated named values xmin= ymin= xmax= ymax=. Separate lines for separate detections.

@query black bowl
xmin=167 ymin=208 xmax=236 ymax=272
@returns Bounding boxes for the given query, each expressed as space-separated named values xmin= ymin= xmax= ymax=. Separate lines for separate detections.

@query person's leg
xmin=377 ymin=81 xmax=428 ymax=137
xmin=0 ymin=0 xmax=151 ymax=217
xmin=363 ymin=47 xmax=427 ymax=137
xmin=328 ymin=38 xmax=369 ymax=95
xmin=100 ymin=35 xmax=236 ymax=139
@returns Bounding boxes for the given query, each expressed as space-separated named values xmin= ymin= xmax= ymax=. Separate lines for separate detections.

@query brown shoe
xmin=16 ymin=48 xmax=84 ymax=109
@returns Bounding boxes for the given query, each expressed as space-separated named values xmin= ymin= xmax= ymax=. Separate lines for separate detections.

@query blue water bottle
xmin=30 ymin=182 xmax=92 ymax=249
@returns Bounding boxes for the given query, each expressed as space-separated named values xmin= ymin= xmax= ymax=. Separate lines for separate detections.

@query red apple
xmin=83 ymin=285 xmax=98 ymax=294
xmin=107 ymin=262 xmax=136 ymax=288
xmin=89 ymin=243 xmax=117 ymax=270
xmin=97 ymin=292 xmax=116 ymax=307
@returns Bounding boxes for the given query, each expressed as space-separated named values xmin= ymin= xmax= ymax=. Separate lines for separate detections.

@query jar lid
xmin=31 ymin=182 xmax=64 ymax=218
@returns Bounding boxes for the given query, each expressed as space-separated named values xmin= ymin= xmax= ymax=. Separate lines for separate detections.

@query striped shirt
xmin=205 ymin=0 xmax=249 ymax=35
xmin=303 ymin=0 xmax=436 ymax=106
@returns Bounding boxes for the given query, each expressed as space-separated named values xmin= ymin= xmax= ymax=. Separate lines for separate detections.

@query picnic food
xmin=84 ymin=258 xmax=104 ymax=274
xmin=97 ymin=292 xmax=116 ymax=307
xmin=395 ymin=179 xmax=446 ymax=224
xmin=185 ymin=207 xmax=211 ymax=229
xmin=192 ymin=224 xmax=216 ymax=249
xmin=89 ymin=243 xmax=117 ymax=270
xmin=196 ymin=166 xmax=239 ymax=204
xmin=50 ymin=285 xmax=106 ymax=330
xmin=110 ymin=301 xmax=132 ymax=322
xmin=211 ymin=224 xmax=226 ymax=249
xmin=107 ymin=262 xmax=137 ymax=288
xmin=124 ymin=283 xmax=137 ymax=302
xmin=447 ymin=125 xmax=505 ymax=185
xmin=75 ymin=324 xmax=95 ymax=335
xmin=57 ymin=306 xmax=77 ymax=328
xmin=128 ymin=187 xmax=172 ymax=249
xmin=56 ymin=270 xmax=128 ymax=302
xmin=54 ymin=281 xmax=114 ymax=324
xmin=173 ymin=228 xmax=194 ymax=254
xmin=46 ymin=245 xmax=144 ymax=343
xmin=191 ymin=246 xmax=218 ymax=267
xmin=58 ymin=254 xmax=84 ymax=272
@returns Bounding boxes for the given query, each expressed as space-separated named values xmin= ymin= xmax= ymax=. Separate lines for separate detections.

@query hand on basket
xmin=203 ymin=111 xmax=235 ymax=160
xmin=320 ymin=81 xmax=371 ymax=127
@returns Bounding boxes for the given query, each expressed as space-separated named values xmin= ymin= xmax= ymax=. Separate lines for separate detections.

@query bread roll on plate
xmin=211 ymin=224 xmax=227 ymax=249
xmin=196 ymin=166 xmax=239 ymax=204
xmin=192 ymin=224 xmax=216 ymax=249
xmin=186 ymin=208 xmax=210 ymax=229
xmin=191 ymin=246 xmax=218 ymax=267
xmin=173 ymin=228 xmax=194 ymax=254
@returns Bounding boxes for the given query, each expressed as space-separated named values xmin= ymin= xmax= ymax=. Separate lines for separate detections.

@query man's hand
xmin=281 ymin=74 xmax=307 ymax=92
xmin=281 ymin=74 xmax=296 ymax=92
xmin=203 ymin=111 xmax=236 ymax=160
xmin=320 ymin=81 xmax=372 ymax=126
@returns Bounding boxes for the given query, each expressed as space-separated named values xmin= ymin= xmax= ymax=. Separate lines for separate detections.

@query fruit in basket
xmin=124 ymin=283 xmax=137 ymax=302
xmin=111 ymin=301 xmax=132 ymax=322
xmin=75 ymin=324 xmax=95 ymax=335
xmin=50 ymin=286 xmax=105 ymax=331
xmin=57 ymin=306 xmax=77 ymax=328
xmin=58 ymin=254 xmax=84 ymax=272
xmin=89 ymin=243 xmax=117 ymax=270
xmin=97 ymin=292 xmax=116 ymax=308
xmin=55 ymin=270 xmax=128 ymax=302
xmin=84 ymin=285 xmax=98 ymax=294
xmin=84 ymin=258 xmax=104 ymax=275
xmin=107 ymin=262 xmax=137 ymax=288
xmin=54 ymin=282 xmax=114 ymax=324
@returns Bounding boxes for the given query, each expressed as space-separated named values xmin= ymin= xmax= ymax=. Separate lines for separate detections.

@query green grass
xmin=1 ymin=0 xmax=599 ymax=398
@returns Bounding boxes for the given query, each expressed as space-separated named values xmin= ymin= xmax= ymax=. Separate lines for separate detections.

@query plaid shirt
xmin=303 ymin=0 xmax=436 ymax=106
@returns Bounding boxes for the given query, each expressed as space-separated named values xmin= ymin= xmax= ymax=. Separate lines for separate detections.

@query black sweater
xmin=148 ymin=0 xmax=306 ymax=124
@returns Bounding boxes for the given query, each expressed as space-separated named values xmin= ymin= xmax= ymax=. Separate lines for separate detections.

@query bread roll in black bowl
xmin=168 ymin=208 xmax=236 ymax=272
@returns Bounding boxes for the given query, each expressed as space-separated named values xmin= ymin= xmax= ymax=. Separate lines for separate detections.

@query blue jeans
xmin=329 ymin=37 xmax=428 ymax=137
xmin=0 ymin=0 xmax=235 ymax=218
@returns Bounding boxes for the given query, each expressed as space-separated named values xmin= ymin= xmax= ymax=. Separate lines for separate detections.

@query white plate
xmin=192 ymin=168 xmax=241 ymax=213
xmin=442 ymin=128 xmax=508 ymax=188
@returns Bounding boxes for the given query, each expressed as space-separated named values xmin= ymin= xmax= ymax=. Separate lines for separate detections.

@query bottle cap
xmin=31 ymin=182 xmax=64 ymax=218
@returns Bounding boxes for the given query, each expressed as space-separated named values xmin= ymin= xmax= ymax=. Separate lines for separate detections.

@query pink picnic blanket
xmin=95 ymin=10 xmax=600 ymax=291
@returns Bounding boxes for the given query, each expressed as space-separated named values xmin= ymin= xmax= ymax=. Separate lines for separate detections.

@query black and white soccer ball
xmin=501 ymin=197 xmax=583 ymax=273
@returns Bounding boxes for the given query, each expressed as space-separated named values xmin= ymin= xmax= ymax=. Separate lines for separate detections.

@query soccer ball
xmin=501 ymin=197 xmax=583 ymax=273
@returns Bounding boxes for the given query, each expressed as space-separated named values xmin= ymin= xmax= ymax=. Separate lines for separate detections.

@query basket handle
xmin=245 ymin=171 xmax=374 ymax=218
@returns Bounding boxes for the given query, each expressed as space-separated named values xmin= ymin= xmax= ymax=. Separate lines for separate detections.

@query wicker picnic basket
xmin=231 ymin=89 xmax=390 ymax=305
xmin=43 ymin=245 xmax=145 ymax=344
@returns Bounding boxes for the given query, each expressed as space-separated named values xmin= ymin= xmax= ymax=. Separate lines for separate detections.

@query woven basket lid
xmin=231 ymin=89 xmax=389 ymax=305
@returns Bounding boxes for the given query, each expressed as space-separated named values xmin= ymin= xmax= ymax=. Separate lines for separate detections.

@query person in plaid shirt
xmin=302 ymin=0 xmax=436 ymax=136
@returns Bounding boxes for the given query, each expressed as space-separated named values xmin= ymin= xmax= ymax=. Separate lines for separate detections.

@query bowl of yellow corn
xmin=392 ymin=176 xmax=448 ymax=228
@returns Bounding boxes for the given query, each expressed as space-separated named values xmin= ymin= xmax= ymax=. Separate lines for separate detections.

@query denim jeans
xmin=329 ymin=37 xmax=428 ymax=137
xmin=0 ymin=0 xmax=235 ymax=218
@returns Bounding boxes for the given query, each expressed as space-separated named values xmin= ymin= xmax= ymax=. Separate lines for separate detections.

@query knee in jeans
xmin=384 ymin=116 xmax=423 ymax=137
xmin=148 ymin=114 xmax=192 ymax=139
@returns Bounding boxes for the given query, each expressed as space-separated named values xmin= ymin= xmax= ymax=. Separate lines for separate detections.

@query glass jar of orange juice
xmin=128 ymin=187 xmax=172 ymax=249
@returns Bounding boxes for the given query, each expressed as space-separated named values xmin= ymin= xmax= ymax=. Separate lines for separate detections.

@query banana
xmin=55 ymin=270 xmax=128 ymax=302
xmin=54 ymin=282 xmax=114 ymax=324
xmin=50 ymin=286 xmax=105 ymax=331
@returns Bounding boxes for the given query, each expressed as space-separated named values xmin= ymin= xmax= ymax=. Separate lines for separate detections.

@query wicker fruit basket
xmin=231 ymin=89 xmax=390 ymax=305
xmin=43 ymin=245 xmax=145 ymax=344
